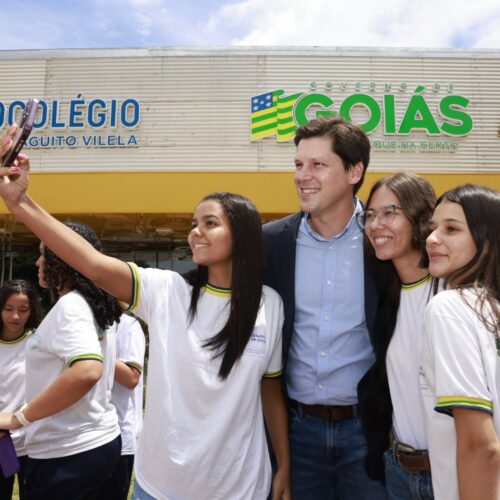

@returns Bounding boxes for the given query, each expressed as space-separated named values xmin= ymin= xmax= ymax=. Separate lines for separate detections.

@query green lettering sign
xmin=439 ymin=95 xmax=473 ymax=136
xmin=398 ymin=95 xmax=440 ymax=135
xmin=339 ymin=94 xmax=381 ymax=133
xmin=294 ymin=93 xmax=335 ymax=126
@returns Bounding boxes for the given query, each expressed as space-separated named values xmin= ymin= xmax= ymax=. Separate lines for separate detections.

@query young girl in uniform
xmin=357 ymin=173 xmax=436 ymax=499
xmin=0 ymin=220 xmax=123 ymax=500
xmin=0 ymin=137 xmax=290 ymax=499
xmin=0 ymin=279 xmax=41 ymax=499
xmin=421 ymin=184 xmax=500 ymax=500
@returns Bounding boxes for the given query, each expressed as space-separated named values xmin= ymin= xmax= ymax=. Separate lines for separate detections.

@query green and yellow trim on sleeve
xmin=123 ymin=262 xmax=141 ymax=312
xmin=263 ymin=369 xmax=283 ymax=379
xmin=67 ymin=353 xmax=104 ymax=367
xmin=125 ymin=361 xmax=143 ymax=374
xmin=435 ymin=395 xmax=493 ymax=416
xmin=204 ymin=283 xmax=231 ymax=298
xmin=0 ymin=330 xmax=29 ymax=344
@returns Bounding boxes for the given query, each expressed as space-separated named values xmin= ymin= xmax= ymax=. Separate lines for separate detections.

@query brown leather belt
xmin=289 ymin=399 xmax=357 ymax=421
xmin=390 ymin=434 xmax=431 ymax=473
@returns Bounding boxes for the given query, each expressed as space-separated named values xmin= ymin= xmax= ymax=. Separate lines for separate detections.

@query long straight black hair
xmin=187 ymin=192 xmax=263 ymax=379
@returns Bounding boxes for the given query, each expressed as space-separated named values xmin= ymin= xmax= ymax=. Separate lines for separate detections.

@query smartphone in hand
xmin=1 ymin=98 xmax=39 ymax=168
xmin=0 ymin=432 xmax=20 ymax=478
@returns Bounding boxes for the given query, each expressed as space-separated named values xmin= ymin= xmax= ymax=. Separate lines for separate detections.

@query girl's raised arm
xmin=0 ymin=134 xmax=132 ymax=303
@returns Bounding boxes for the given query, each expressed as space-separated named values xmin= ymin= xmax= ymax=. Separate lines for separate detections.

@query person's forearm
xmin=22 ymin=360 xmax=103 ymax=423
xmin=114 ymin=360 xmax=141 ymax=389
xmin=261 ymin=378 xmax=290 ymax=469
xmin=458 ymin=440 xmax=500 ymax=500
xmin=12 ymin=195 xmax=109 ymax=282
xmin=454 ymin=407 xmax=500 ymax=500
xmin=9 ymin=194 xmax=131 ymax=302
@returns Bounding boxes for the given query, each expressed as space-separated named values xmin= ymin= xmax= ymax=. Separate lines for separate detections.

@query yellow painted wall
xmin=0 ymin=171 xmax=498 ymax=215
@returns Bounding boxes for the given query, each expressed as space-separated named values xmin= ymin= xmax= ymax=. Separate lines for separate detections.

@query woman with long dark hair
xmin=0 ymin=145 xmax=290 ymax=499
xmin=357 ymin=172 xmax=437 ymax=499
xmin=0 ymin=279 xmax=41 ymax=500
xmin=0 ymin=219 xmax=122 ymax=499
xmin=421 ymin=184 xmax=500 ymax=500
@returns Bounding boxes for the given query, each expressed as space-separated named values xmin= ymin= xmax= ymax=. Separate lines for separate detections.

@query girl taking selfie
xmin=0 ymin=130 xmax=290 ymax=500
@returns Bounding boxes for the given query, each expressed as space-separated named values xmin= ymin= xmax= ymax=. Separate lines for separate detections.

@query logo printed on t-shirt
xmin=244 ymin=325 xmax=266 ymax=357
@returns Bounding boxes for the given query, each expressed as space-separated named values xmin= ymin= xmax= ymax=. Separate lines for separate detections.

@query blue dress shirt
xmin=286 ymin=199 xmax=375 ymax=405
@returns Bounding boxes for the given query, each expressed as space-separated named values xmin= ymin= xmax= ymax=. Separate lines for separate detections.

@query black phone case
xmin=1 ymin=98 xmax=39 ymax=168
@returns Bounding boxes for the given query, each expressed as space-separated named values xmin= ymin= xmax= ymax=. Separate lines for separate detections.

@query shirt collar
xmin=301 ymin=198 xmax=362 ymax=242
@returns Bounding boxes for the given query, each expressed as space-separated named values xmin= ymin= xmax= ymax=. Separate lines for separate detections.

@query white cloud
xmin=0 ymin=0 xmax=498 ymax=49
xmin=203 ymin=0 xmax=500 ymax=48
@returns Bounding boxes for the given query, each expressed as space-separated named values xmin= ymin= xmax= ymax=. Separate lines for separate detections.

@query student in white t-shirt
xmin=0 ymin=221 xmax=123 ymax=500
xmin=0 ymin=148 xmax=291 ymax=500
xmin=0 ymin=279 xmax=41 ymax=500
xmin=357 ymin=173 xmax=437 ymax=499
xmin=100 ymin=313 xmax=146 ymax=500
xmin=421 ymin=184 xmax=500 ymax=500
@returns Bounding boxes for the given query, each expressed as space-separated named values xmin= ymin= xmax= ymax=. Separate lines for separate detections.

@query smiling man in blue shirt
xmin=264 ymin=117 xmax=387 ymax=499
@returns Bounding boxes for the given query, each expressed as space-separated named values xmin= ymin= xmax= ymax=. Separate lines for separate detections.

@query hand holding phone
xmin=1 ymin=98 xmax=39 ymax=168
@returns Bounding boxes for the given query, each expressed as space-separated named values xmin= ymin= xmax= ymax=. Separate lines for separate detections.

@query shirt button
xmin=318 ymin=384 xmax=324 ymax=390
xmin=320 ymin=351 xmax=326 ymax=357
xmin=324 ymin=315 xmax=330 ymax=321
xmin=329 ymin=245 xmax=334 ymax=250
xmin=326 ymin=280 xmax=331 ymax=285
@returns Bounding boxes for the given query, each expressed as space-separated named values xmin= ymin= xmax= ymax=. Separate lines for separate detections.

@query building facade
xmin=0 ymin=47 xmax=499 ymax=280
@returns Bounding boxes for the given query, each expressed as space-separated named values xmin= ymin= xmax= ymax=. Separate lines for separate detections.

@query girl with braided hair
xmin=0 ymin=220 xmax=122 ymax=500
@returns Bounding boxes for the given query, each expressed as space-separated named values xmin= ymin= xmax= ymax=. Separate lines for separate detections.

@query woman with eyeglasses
xmin=357 ymin=172 xmax=437 ymax=499
xmin=420 ymin=184 xmax=500 ymax=500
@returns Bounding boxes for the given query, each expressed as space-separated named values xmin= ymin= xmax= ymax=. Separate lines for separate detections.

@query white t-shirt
xmin=420 ymin=289 xmax=500 ymax=500
xmin=0 ymin=331 xmax=29 ymax=456
xmin=111 ymin=314 xmax=145 ymax=455
xmin=25 ymin=290 xmax=120 ymax=459
xmin=128 ymin=264 xmax=284 ymax=500
xmin=386 ymin=276 xmax=432 ymax=448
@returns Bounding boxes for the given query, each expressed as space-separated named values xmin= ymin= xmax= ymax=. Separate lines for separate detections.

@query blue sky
xmin=1 ymin=0 xmax=499 ymax=50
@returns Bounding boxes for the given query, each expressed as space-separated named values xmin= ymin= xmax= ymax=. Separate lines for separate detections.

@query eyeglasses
xmin=356 ymin=205 xmax=402 ymax=230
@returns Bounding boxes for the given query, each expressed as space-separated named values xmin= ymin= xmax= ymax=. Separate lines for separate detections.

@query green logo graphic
xmin=250 ymin=85 xmax=473 ymax=142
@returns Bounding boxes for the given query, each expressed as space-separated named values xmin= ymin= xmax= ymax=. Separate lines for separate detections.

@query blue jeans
xmin=132 ymin=481 xmax=157 ymax=500
xmin=384 ymin=449 xmax=434 ymax=500
xmin=289 ymin=404 xmax=387 ymax=499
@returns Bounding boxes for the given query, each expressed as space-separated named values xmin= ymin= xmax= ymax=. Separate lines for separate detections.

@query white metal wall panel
xmin=0 ymin=47 xmax=499 ymax=174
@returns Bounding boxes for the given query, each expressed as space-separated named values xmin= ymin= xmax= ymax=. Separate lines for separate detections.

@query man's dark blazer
xmin=263 ymin=211 xmax=392 ymax=481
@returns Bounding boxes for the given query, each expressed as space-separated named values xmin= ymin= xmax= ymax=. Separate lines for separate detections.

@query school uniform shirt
xmin=0 ymin=331 xmax=29 ymax=456
xmin=420 ymin=289 xmax=500 ymax=500
xmin=127 ymin=264 xmax=284 ymax=500
xmin=111 ymin=314 xmax=146 ymax=455
xmin=24 ymin=290 xmax=120 ymax=459
xmin=386 ymin=276 xmax=432 ymax=449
